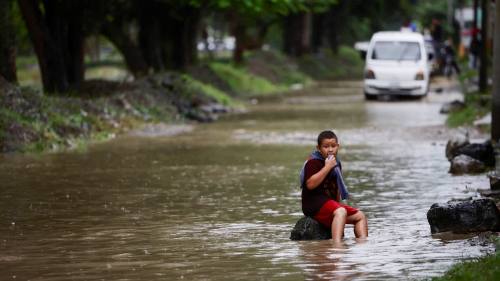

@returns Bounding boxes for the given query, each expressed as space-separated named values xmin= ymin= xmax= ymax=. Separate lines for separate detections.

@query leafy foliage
xmin=212 ymin=0 xmax=336 ymax=16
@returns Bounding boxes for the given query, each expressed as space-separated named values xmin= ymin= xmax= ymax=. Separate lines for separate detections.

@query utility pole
xmin=448 ymin=0 xmax=454 ymax=27
xmin=473 ymin=0 xmax=478 ymax=43
xmin=479 ymin=0 xmax=488 ymax=92
xmin=492 ymin=0 xmax=500 ymax=142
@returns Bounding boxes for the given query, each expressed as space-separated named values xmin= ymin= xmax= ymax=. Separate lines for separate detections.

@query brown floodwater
xmin=0 ymin=80 xmax=495 ymax=280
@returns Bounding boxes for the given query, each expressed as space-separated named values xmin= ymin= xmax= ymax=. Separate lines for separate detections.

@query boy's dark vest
xmin=299 ymin=150 xmax=349 ymax=200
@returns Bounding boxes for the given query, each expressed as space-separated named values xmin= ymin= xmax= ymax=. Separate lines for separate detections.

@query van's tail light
xmin=365 ymin=69 xmax=375 ymax=79
xmin=415 ymin=71 xmax=425 ymax=80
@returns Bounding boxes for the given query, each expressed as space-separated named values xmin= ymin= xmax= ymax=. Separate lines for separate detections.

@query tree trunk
xmin=179 ymin=7 xmax=200 ymax=69
xmin=157 ymin=5 xmax=200 ymax=70
xmin=311 ymin=13 xmax=325 ymax=53
xmin=231 ymin=21 xmax=246 ymax=64
xmin=253 ymin=20 xmax=271 ymax=50
xmin=479 ymin=0 xmax=488 ymax=92
xmin=283 ymin=12 xmax=309 ymax=57
xmin=302 ymin=13 xmax=311 ymax=54
xmin=282 ymin=16 xmax=293 ymax=55
xmin=0 ymin=0 xmax=17 ymax=83
xmin=326 ymin=1 xmax=349 ymax=55
xmin=227 ymin=11 xmax=247 ymax=64
xmin=18 ymin=0 xmax=85 ymax=93
xmin=229 ymin=14 xmax=270 ymax=64
xmin=137 ymin=0 xmax=166 ymax=72
xmin=159 ymin=20 xmax=174 ymax=70
xmin=46 ymin=0 xmax=84 ymax=88
xmin=101 ymin=18 xmax=149 ymax=78
xmin=18 ymin=0 xmax=67 ymax=92
xmin=63 ymin=1 xmax=85 ymax=87
xmin=491 ymin=1 xmax=500 ymax=142
xmin=326 ymin=7 xmax=339 ymax=54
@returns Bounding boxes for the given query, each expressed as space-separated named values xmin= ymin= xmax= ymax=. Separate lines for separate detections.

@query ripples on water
xmin=0 ymin=83 xmax=495 ymax=280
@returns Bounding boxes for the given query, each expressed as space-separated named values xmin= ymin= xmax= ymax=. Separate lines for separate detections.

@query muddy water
xmin=0 ymin=81 xmax=495 ymax=280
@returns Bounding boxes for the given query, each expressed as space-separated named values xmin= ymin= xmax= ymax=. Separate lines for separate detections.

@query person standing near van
xmin=469 ymin=37 xmax=480 ymax=69
xmin=444 ymin=39 xmax=461 ymax=78
xmin=431 ymin=19 xmax=444 ymax=72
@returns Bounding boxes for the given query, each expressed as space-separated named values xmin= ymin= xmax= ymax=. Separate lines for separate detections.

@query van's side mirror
xmin=428 ymin=53 xmax=434 ymax=60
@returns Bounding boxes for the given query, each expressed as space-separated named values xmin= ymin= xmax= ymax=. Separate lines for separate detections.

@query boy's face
xmin=317 ymin=138 xmax=339 ymax=159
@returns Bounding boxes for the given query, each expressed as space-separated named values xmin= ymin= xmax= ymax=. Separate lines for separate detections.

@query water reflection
xmin=297 ymin=239 xmax=367 ymax=281
xmin=0 ymin=82 xmax=495 ymax=280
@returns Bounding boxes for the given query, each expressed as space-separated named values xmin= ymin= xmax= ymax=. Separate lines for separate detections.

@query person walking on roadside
xmin=443 ymin=39 xmax=461 ymax=78
xmin=469 ymin=37 xmax=480 ymax=69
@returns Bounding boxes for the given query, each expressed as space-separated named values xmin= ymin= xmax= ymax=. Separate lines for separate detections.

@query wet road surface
xmin=0 ymin=80 xmax=494 ymax=280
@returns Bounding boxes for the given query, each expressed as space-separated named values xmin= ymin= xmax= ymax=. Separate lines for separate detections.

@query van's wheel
xmin=364 ymin=92 xmax=377 ymax=100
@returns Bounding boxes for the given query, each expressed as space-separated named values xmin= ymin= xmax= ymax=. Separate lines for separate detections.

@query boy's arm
xmin=305 ymin=157 xmax=337 ymax=190
xmin=305 ymin=166 xmax=330 ymax=190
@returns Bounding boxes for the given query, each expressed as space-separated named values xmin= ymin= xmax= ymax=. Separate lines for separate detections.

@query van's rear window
xmin=372 ymin=41 xmax=421 ymax=60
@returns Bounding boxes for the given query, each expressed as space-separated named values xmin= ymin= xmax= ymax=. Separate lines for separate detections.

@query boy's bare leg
xmin=346 ymin=211 xmax=368 ymax=238
xmin=331 ymin=208 xmax=347 ymax=242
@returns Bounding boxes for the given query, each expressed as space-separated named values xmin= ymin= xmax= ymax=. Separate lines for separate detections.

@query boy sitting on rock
xmin=300 ymin=130 xmax=368 ymax=242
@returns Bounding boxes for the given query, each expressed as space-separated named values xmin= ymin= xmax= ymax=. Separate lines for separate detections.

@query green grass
xmin=457 ymin=67 xmax=478 ymax=92
xmin=431 ymin=251 xmax=500 ymax=281
xmin=16 ymin=55 xmax=38 ymax=69
xmin=183 ymin=74 xmax=236 ymax=106
xmin=446 ymin=106 xmax=480 ymax=127
xmin=297 ymin=45 xmax=364 ymax=80
xmin=0 ymin=107 xmax=32 ymax=125
xmin=446 ymin=91 xmax=490 ymax=128
xmin=16 ymin=53 xmax=129 ymax=88
xmin=209 ymin=62 xmax=285 ymax=96
xmin=244 ymin=50 xmax=312 ymax=86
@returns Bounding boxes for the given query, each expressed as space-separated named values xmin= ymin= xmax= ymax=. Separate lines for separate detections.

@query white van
xmin=363 ymin=31 xmax=430 ymax=100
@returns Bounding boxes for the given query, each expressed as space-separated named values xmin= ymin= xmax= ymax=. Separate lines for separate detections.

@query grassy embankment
xmin=430 ymin=238 xmax=500 ymax=281
xmin=446 ymin=67 xmax=490 ymax=131
xmin=297 ymin=46 xmax=364 ymax=80
xmin=439 ymin=63 xmax=499 ymax=281
xmin=430 ymin=254 xmax=500 ymax=281
xmin=1 ymin=46 xmax=363 ymax=154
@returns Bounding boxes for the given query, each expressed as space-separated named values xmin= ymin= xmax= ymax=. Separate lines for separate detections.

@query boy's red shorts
xmin=314 ymin=200 xmax=359 ymax=228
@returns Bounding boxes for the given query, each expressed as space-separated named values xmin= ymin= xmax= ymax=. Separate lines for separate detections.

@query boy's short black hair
xmin=317 ymin=130 xmax=338 ymax=146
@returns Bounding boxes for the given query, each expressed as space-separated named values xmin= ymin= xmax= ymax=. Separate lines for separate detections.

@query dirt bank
xmin=0 ymin=72 xmax=231 ymax=153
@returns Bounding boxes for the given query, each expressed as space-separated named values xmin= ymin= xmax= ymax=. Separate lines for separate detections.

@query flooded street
xmin=0 ymin=80 xmax=495 ymax=280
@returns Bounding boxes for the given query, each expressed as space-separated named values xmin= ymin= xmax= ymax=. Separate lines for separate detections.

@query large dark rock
xmin=440 ymin=100 xmax=465 ymax=114
xmin=186 ymin=109 xmax=218 ymax=123
xmin=427 ymin=198 xmax=500 ymax=234
xmin=478 ymin=188 xmax=500 ymax=200
xmin=290 ymin=216 xmax=331 ymax=240
xmin=445 ymin=132 xmax=470 ymax=161
xmin=449 ymin=154 xmax=486 ymax=174
xmin=454 ymin=141 xmax=495 ymax=167
xmin=489 ymin=171 xmax=500 ymax=190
